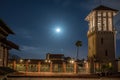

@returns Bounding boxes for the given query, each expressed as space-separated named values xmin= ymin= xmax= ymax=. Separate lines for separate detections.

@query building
xmin=85 ymin=5 xmax=118 ymax=73
xmin=8 ymin=53 xmax=86 ymax=73
xmin=46 ymin=53 xmax=64 ymax=60
xmin=0 ymin=19 xmax=19 ymax=67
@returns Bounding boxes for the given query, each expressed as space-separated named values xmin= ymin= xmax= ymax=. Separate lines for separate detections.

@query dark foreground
xmin=1 ymin=72 xmax=120 ymax=80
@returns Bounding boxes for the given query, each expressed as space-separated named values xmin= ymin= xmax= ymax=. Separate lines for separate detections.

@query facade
xmin=0 ymin=19 xmax=19 ymax=67
xmin=46 ymin=53 xmax=64 ymax=60
xmin=85 ymin=5 xmax=118 ymax=73
xmin=8 ymin=53 xmax=87 ymax=73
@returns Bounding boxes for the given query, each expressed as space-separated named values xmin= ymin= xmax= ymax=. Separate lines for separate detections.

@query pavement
xmin=7 ymin=72 xmax=120 ymax=78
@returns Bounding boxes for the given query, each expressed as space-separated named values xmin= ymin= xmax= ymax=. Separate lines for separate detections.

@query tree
xmin=75 ymin=40 xmax=82 ymax=60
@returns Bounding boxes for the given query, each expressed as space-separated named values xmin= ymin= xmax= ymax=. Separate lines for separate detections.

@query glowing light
xmin=56 ymin=28 xmax=61 ymax=32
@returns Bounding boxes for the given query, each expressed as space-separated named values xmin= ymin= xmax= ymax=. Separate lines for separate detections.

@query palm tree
xmin=75 ymin=40 xmax=82 ymax=60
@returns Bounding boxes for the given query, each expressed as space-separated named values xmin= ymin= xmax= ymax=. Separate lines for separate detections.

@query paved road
xmin=6 ymin=72 xmax=120 ymax=80
xmin=7 ymin=77 xmax=120 ymax=80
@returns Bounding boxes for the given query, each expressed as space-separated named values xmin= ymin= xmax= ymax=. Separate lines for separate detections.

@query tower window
xmin=97 ymin=11 xmax=102 ymax=31
xmin=103 ymin=12 xmax=106 ymax=17
xmin=103 ymin=18 xmax=107 ymax=31
xmin=98 ymin=12 xmax=101 ymax=17
xmin=108 ymin=18 xmax=112 ymax=31
xmin=108 ymin=12 xmax=111 ymax=17
xmin=98 ymin=17 xmax=102 ymax=31
xmin=101 ymin=38 xmax=103 ymax=44
xmin=105 ymin=50 xmax=108 ymax=56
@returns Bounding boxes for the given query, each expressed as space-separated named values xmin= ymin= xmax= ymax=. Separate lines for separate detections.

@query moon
xmin=56 ymin=28 xmax=61 ymax=33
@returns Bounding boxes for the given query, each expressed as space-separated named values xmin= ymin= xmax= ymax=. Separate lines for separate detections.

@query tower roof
xmin=93 ymin=5 xmax=118 ymax=12
xmin=0 ymin=19 xmax=14 ymax=34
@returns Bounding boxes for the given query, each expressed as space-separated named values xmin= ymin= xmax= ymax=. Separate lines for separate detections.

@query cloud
xmin=20 ymin=45 xmax=43 ymax=58
xmin=21 ymin=45 xmax=39 ymax=51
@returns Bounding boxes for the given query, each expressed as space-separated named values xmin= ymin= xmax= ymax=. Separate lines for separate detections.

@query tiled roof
xmin=93 ymin=5 xmax=118 ymax=12
xmin=1 ymin=39 xmax=19 ymax=50
xmin=0 ymin=19 xmax=14 ymax=34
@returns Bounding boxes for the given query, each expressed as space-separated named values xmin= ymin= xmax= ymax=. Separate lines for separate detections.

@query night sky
xmin=0 ymin=0 xmax=120 ymax=59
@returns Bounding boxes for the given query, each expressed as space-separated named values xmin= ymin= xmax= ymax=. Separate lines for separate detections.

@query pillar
xmin=38 ymin=61 xmax=41 ymax=72
xmin=50 ymin=62 xmax=52 ymax=72
xmin=25 ymin=61 xmax=28 ymax=72
xmin=74 ymin=62 xmax=77 ymax=73
xmin=4 ymin=48 xmax=7 ymax=67
xmin=13 ymin=60 xmax=16 ymax=70
xmin=63 ymin=62 xmax=66 ymax=72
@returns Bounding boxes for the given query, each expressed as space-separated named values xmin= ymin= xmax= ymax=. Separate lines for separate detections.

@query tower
xmin=85 ymin=5 xmax=118 ymax=73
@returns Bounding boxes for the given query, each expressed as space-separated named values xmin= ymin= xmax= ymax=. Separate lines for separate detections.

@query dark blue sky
xmin=0 ymin=0 xmax=120 ymax=59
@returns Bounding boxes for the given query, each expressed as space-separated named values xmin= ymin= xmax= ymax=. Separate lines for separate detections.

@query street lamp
xmin=45 ymin=59 xmax=51 ymax=63
xmin=20 ymin=59 xmax=23 ymax=63
xmin=69 ymin=59 xmax=75 ymax=64
xmin=45 ymin=59 xmax=51 ymax=72
xmin=69 ymin=59 xmax=75 ymax=72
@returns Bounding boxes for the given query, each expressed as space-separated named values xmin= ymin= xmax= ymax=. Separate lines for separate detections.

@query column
xmin=13 ymin=60 xmax=16 ymax=70
xmin=3 ymin=47 xmax=5 ymax=67
xmin=50 ymin=62 xmax=52 ymax=72
xmin=38 ymin=61 xmax=41 ymax=72
xmin=6 ymin=48 xmax=9 ymax=67
xmin=63 ymin=62 xmax=66 ymax=72
xmin=94 ymin=62 xmax=96 ymax=73
xmin=74 ymin=62 xmax=77 ymax=73
xmin=25 ymin=61 xmax=28 ymax=72
xmin=4 ymin=48 xmax=7 ymax=67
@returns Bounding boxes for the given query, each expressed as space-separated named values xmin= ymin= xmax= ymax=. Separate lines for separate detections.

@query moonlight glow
xmin=56 ymin=28 xmax=61 ymax=33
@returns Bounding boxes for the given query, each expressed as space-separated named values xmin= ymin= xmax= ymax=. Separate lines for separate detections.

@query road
xmin=7 ymin=77 xmax=120 ymax=80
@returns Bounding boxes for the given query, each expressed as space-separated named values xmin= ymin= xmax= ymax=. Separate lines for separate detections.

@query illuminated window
xmin=103 ymin=18 xmax=107 ymax=31
xmin=89 ymin=20 xmax=92 ymax=32
xmin=109 ymin=62 xmax=112 ymax=67
xmin=97 ymin=12 xmax=102 ymax=31
xmin=98 ymin=17 xmax=102 ymax=31
xmin=108 ymin=18 xmax=112 ymax=31
xmin=103 ymin=12 xmax=106 ymax=17
xmin=97 ymin=12 xmax=101 ymax=17
xmin=108 ymin=12 xmax=111 ymax=17
xmin=92 ymin=15 xmax=95 ymax=31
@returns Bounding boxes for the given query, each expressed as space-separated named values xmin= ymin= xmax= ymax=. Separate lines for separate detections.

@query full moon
xmin=56 ymin=28 xmax=61 ymax=32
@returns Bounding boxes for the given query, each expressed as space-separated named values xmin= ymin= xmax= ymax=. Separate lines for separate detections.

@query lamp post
xmin=20 ymin=59 xmax=23 ymax=63
xmin=45 ymin=59 xmax=52 ymax=72
xmin=69 ymin=59 xmax=75 ymax=72
xmin=27 ymin=59 xmax=30 ymax=72
xmin=19 ymin=59 xmax=24 ymax=71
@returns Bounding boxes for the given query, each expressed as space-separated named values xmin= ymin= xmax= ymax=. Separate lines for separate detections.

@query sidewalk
xmin=7 ymin=72 xmax=120 ymax=78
